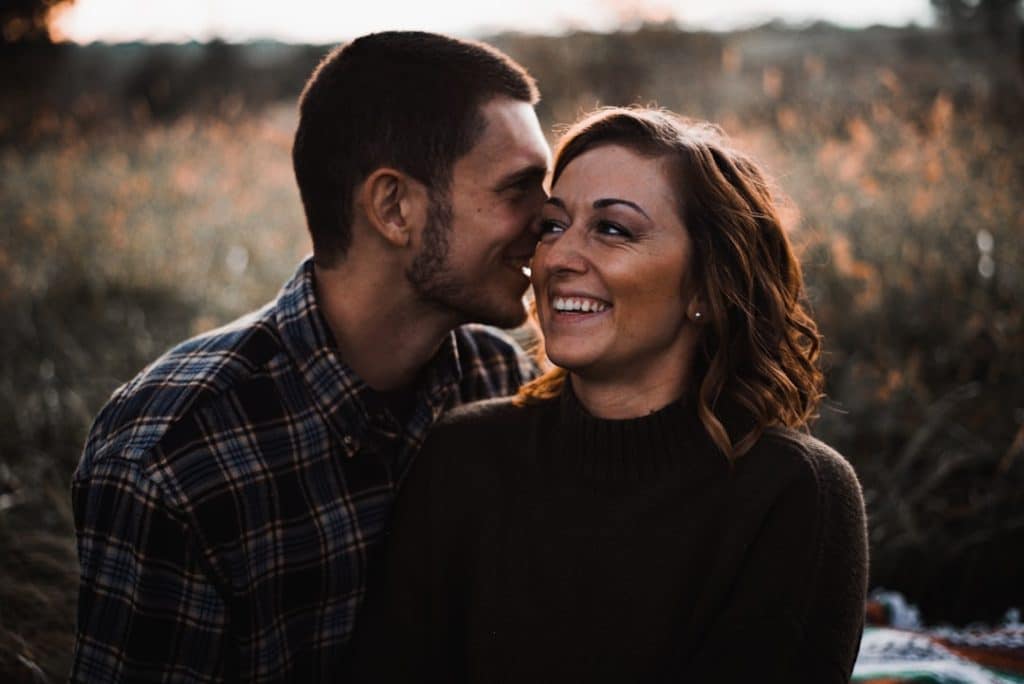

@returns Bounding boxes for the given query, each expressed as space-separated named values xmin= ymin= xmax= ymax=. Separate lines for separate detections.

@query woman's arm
xmin=685 ymin=438 xmax=869 ymax=683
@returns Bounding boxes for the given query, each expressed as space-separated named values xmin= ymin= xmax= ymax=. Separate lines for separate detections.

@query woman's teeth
xmin=552 ymin=296 xmax=609 ymax=313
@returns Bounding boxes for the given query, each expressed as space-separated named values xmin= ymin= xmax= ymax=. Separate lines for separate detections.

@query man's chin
xmin=477 ymin=306 xmax=528 ymax=330
xmin=464 ymin=298 xmax=528 ymax=330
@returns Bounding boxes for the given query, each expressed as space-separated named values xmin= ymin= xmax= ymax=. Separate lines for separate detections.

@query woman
xmin=351 ymin=107 xmax=868 ymax=682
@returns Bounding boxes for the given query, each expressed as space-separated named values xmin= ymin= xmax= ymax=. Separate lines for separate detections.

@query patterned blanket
xmin=853 ymin=591 xmax=1024 ymax=683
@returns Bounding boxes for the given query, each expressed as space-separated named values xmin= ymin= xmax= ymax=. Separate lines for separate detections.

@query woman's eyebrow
xmin=544 ymin=197 xmax=568 ymax=210
xmin=593 ymin=198 xmax=650 ymax=220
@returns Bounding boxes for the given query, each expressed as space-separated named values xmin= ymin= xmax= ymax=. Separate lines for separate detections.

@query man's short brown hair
xmin=292 ymin=31 xmax=539 ymax=265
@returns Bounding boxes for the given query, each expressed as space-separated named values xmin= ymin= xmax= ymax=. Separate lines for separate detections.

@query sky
xmin=53 ymin=0 xmax=936 ymax=43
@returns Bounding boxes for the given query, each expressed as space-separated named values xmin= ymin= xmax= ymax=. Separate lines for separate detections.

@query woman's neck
xmin=569 ymin=372 xmax=689 ymax=420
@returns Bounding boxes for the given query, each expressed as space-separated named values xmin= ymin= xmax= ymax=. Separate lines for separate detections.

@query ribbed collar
xmin=553 ymin=380 xmax=713 ymax=481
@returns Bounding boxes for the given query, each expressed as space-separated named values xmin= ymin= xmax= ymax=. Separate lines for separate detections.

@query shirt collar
xmin=274 ymin=256 xmax=463 ymax=457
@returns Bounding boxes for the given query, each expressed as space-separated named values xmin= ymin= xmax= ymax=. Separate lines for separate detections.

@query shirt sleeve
xmin=683 ymin=443 xmax=869 ymax=683
xmin=70 ymin=453 xmax=233 ymax=683
xmin=455 ymin=324 xmax=541 ymax=401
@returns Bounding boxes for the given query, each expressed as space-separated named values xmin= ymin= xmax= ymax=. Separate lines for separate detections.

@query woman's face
xmin=532 ymin=144 xmax=702 ymax=384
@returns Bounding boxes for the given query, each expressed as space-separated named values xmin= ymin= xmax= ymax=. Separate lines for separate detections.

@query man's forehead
xmin=469 ymin=97 xmax=550 ymax=169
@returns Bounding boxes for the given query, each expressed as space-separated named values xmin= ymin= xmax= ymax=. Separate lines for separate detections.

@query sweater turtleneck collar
xmin=553 ymin=380 xmax=710 ymax=481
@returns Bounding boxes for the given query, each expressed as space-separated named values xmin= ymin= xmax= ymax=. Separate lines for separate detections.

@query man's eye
xmin=506 ymin=178 xmax=539 ymax=197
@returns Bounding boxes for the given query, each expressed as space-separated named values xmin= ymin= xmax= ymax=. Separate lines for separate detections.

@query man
xmin=70 ymin=32 xmax=550 ymax=682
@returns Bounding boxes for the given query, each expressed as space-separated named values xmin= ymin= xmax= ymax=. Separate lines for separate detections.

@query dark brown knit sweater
xmin=351 ymin=387 xmax=868 ymax=683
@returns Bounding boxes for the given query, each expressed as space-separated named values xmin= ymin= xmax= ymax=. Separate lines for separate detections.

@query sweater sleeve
xmin=684 ymin=440 xmax=869 ymax=683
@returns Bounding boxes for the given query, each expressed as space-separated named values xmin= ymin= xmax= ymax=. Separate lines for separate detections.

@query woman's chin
xmin=546 ymin=348 xmax=600 ymax=376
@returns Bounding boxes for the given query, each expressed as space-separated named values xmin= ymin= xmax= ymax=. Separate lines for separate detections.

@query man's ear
xmin=358 ymin=168 xmax=428 ymax=248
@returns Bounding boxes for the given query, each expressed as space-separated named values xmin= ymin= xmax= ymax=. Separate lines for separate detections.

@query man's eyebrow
xmin=496 ymin=165 xmax=547 ymax=190
xmin=593 ymin=198 xmax=650 ymax=220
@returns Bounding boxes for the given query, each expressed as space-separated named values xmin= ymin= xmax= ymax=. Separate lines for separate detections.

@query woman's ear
xmin=359 ymin=168 xmax=429 ymax=248
xmin=687 ymin=294 xmax=709 ymax=324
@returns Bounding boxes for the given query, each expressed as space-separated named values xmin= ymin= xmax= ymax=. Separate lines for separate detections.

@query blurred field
xmin=2 ymin=24 xmax=1023 ymax=681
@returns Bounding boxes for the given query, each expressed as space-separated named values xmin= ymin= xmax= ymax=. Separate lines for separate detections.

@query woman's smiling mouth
xmin=551 ymin=296 xmax=611 ymax=314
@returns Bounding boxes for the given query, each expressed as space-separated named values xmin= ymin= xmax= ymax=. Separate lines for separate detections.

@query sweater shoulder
xmin=438 ymin=395 xmax=533 ymax=428
xmin=437 ymin=395 xmax=553 ymax=438
xmin=413 ymin=396 xmax=550 ymax=475
xmin=732 ymin=428 xmax=867 ymax=547
xmin=745 ymin=428 xmax=862 ymax=498
xmin=745 ymin=429 xmax=868 ymax=590
xmin=398 ymin=398 xmax=549 ymax=529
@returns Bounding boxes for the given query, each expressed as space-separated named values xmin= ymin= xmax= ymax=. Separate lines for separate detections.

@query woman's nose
xmin=536 ymin=229 xmax=588 ymax=275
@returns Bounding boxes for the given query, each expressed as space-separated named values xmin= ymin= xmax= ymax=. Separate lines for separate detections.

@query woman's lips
xmin=550 ymin=295 xmax=611 ymax=314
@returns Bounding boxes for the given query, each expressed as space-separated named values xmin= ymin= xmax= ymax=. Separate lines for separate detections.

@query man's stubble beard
xmin=407 ymin=195 xmax=526 ymax=329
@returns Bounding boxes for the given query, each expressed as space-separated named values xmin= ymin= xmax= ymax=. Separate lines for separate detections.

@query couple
xmin=71 ymin=31 xmax=868 ymax=682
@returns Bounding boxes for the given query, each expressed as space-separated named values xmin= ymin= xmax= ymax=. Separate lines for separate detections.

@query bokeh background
xmin=2 ymin=0 xmax=1023 ymax=680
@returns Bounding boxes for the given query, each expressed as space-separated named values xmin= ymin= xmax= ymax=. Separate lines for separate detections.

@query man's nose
xmin=523 ymin=191 xmax=547 ymax=233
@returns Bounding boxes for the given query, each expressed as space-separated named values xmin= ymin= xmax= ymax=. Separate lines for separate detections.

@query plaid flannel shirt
xmin=70 ymin=257 xmax=537 ymax=682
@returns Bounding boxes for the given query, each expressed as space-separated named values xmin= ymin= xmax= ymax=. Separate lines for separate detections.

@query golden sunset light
xmin=52 ymin=0 xmax=934 ymax=42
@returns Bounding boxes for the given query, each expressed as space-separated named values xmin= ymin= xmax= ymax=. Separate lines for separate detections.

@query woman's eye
xmin=536 ymin=219 xmax=565 ymax=237
xmin=597 ymin=221 xmax=631 ymax=238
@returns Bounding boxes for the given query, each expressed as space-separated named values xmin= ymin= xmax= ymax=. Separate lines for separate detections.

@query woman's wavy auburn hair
xmin=517 ymin=107 xmax=824 ymax=461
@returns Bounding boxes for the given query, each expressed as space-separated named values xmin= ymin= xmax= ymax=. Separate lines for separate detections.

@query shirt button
xmin=342 ymin=435 xmax=357 ymax=452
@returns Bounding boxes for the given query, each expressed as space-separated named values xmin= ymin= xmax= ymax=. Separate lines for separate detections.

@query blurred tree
xmin=931 ymin=0 xmax=1022 ymax=38
xmin=932 ymin=0 xmax=1024 ymax=76
xmin=1 ymin=0 xmax=74 ymax=45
